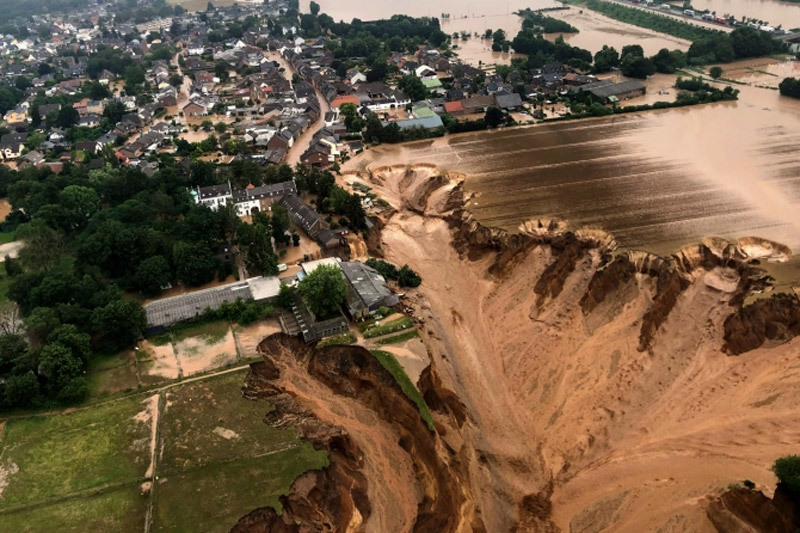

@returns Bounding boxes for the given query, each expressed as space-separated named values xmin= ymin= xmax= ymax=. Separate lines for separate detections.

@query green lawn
xmin=152 ymin=447 xmax=328 ymax=533
xmin=0 ymin=486 xmax=147 ymax=533
xmin=376 ymin=330 xmax=420 ymax=345
xmin=363 ymin=316 xmax=414 ymax=338
xmin=0 ymin=363 xmax=331 ymax=532
xmin=317 ymin=331 xmax=357 ymax=348
xmin=159 ymin=371 xmax=303 ymax=473
xmin=0 ymin=395 xmax=153 ymax=510
xmin=170 ymin=320 xmax=229 ymax=344
xmin=0 ymin=231 xmax=15 ymax=246
xmin=370 ymin=350 xmax=434 ymax=431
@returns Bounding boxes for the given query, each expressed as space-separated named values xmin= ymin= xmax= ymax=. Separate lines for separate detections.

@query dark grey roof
xmin=340 ymin=261 xmax=399 ymax=313
xmin=579 ymin=80 xmax=646 ymax=99
xmin=494 ymin=92 xmax=523 ymax=110
xmin=144 ymin=280 xmax=253 ymax=328
xmin=280 ymin=193 xmax=326 ymax=235
xmin=197 ymin=183 xmax=232 ymax=199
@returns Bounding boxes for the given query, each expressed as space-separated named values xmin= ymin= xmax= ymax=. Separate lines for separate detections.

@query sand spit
xmin=355 ymin=164 xmax=800 ymax=532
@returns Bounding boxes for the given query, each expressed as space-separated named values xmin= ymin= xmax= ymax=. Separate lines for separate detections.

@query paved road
xmin=603 ymin=0 xmax=734 ymax=33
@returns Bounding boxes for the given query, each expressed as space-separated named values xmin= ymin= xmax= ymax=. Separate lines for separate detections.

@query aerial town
xmin=0 ymin=0 xmax=799 ymax=531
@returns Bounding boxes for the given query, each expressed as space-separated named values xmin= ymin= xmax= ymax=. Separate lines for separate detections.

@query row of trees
xmin=518 ymin=9 xmax=579 ymax=34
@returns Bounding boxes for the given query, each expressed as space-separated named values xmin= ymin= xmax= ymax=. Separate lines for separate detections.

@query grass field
xmin=317 ymin=331 xmax=357 ymax=348
xmin=0 ymin=395 xmax=152 ymax=510
xmin=0 ymin=370 xmax=329 ymax=532
xmin=370 ymin=350 xmax=435 ymax=431
xmin=363 ymin=316 xmax=414 ymax=338
xmin=376 ymin=330 xmax=420 ymax=345
xmin=0 ymin=232 xmax=15 ymax=246
xmin=159 ymin=371 xmax=303 ymax=472
xmin=0 ymin=486 xmax=148 ymax=532
xmin=152 ymin=448 xmax=327 ymax=533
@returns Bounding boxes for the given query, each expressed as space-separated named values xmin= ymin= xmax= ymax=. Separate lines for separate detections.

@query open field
xmin=0 ymin=369 xmax=328 ymax=532
xmin=0 ymin=395 xmax=152 ymax=510
xmin=0 ymin=485 xmax=148 ymax=533
xmin=87 ymin=319 xmax=281 ymax=398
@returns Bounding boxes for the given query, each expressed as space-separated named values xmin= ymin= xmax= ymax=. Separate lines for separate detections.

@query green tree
xmin=779 ymin=77 xmax=800 ymax=98
xmin=39 ymin=342 xmax=83 ymax=394
xmin=365 ymin=114 xmax=384 ymax=144
xmin=271 ymin=205 xmax=291 ymax=246
xmin=91 ymin=299 xmax=146 ymax=352
xmin=103 ymin=101 xmax=126 ymax=124
xmin=620 ymin=53 xmax=656 ymax=79
xmin=309 ymin=0 xmax=320 ymax=15
xmin=60 ymin=185 xmax=100 ymax=230
xmin=47 ymin=325 xmax=92 ymax=365
xmin=54 ymin=106 xmax=79 ymax=128
xmin=397 ymin=75 xmax=428 ymax=102
xmin=709 ymin=66 xmax=723 ymax=79
xmin=124 ymin=64 xmax=146 ymax=86
xmin=298 ymin=264 xmax=346 ymax=318
xmin=173 ymin=241 xmax=217 ymax=286
xmin=4 ymin=372 xmax=39 ymax=407
xmin=772 ymin=456 xmax=800 ymax=494
xmin=485 ymin=106 xmax=504 ymax=128
xmin=593 ymin=45 xmax=620 ymax=73
xmin=397 ymin=264 xmax=422 ymax=287
xmin=135 ymin=255 xmax=171 ymax=295
xmin=277 ymin=283 xmax=294 ymax=310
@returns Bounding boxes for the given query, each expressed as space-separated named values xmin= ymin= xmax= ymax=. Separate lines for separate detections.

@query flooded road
xmin=345 ymin=84 xmax=800 ymax=286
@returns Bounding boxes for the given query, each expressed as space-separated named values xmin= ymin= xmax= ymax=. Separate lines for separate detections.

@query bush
xmin=773 ymin=455 xmax=800 ymax=494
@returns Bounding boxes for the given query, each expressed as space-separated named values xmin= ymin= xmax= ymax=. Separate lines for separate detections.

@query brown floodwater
xmin=345 ymin=82 xmax=800 ymax=287
xmin=305 ymin=0 xmax=691 ymax=56
xmin=689 ymin=0 xmax=800 ymax=30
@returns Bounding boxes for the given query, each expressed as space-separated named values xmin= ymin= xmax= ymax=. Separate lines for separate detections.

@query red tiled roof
xmin=330 ymin=94 xmax=360 ymax=108
xmin=443 ymin=101 xmax=464 ymax=113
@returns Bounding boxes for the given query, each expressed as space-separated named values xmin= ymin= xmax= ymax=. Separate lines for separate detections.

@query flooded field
xmin=346 ymin=83 xmax=800 ymax=286
xmin=306 ymin=0 xmax=691 ymax=57
xmin=690 ymin=0 xmax=800 ymax=30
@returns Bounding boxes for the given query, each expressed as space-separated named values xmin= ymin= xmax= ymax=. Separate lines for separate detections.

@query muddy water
xmin=304 ymin=0 xmax=691 ymax=56
xmin=346 ymin=85 xmax=800 ymax=285
xmin=690 ymin=0 xmax=800 ymax=30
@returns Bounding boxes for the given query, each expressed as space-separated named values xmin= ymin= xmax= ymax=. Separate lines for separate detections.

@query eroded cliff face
xmin=353 ymin=165 xmax=800 ymax=532
xmin=233 ymin=335 xmax=478 ymax=533
xmin=237 ymin=165 xmax=800 ymax=533
xmin=706 ymin=485 xmax=799 ymax=533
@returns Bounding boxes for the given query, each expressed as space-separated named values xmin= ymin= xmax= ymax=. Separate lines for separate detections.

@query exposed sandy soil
xmin=137 ymin=340 xmax=180 ymax=383
xmin=256 ymin=339 xmax=423 ymax=532
xmin=233 ymin=320 xmax=283 ymax=358
xmin=0 ymin=199 xmax=11 ymax=222
xmin=174 ymin=327 xmax=237 ymax=377
xmin=351 ymin=164 xmax=800 ymax=532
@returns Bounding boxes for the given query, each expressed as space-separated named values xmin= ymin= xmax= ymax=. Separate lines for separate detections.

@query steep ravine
xmin=236 ymin=165 xmax=800 ymax=532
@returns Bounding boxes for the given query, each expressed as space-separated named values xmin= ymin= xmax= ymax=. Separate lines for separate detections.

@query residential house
xmin=182 ymin=100 xmax=207 ymax=118
xmin=0 ymin=142 xmax=23 ymax=161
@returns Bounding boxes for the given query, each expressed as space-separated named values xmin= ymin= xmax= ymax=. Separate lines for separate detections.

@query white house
xmin=415 ymin=65 xmax=437 ymax=80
